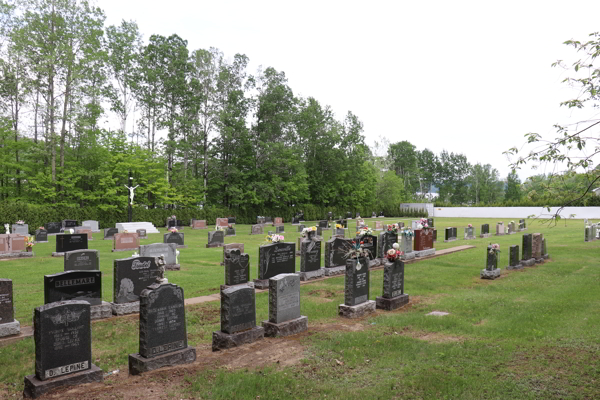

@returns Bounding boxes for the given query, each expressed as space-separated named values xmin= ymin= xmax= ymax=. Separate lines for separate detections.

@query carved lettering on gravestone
xmin=139 ymin=243 xmax=177 ymax=266
xmin=220 ymin=285 xmax=256 ymax=334
xmin=139 ymin=283 xmax=187 ymax=358
xmin=344 ymin=258 xmax=369 ymax=306
xmin=64 ymin=250 xmax=99 ymax=271
xmin=113 ymin=257 xmax=162 ymax=304
xmin=414 ymin=229 xmax=433 ymax=251
xmin=56 ymin=234 xmax=89 ymax=253
xmin=44 ymin=271 xmax=102 ymax=306
xmin=9 ymin=235 xmax=26 ymax=252
xmin=45 ymin=222 xmax=62 ymax=234
xmin=62 ymin=220 xmax=78 ymax=229
xmin=325 ymin=237 xmax=351 ymax=268
xmin=269 ymin=274 xmax=301 ymax=324
xmin=301 ymin=238 xmax=321 ymax=272
xmin=114 ymin=232 xmax=139 ymax=251
xmin=0 ymin=279 xmax=14 ymax=325
xmin=225 ymin=249 xmax=250 ymax=285
xmin=383 ymin=260 xmax=404 ymax=298
xmin=34 ymin=301 xmax=91 ymax=381
xmin=258 ymin=242 xmax=295 ymax=280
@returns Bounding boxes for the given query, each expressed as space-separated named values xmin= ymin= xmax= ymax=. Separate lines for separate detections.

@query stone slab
xmin=23 ymin=364 xmax=103 ymax=399
xmin=324 ymin=266 xmax=346 ymax=276
xmin=521 ymin=258 xmax=536 ymax=267
xmin=414 ymin=248 xmax=435 ymax=258
xmin=481 ymin=269 xmax=501 ymax=279
xmin=111 ymin=301 xmax=139 ymax=316
xmin=464 ymin=236 xmax=476 ymax=240
xmin=166 ymin=264 xmax=181 ymax=271
xmin=299 ymin=268 xmax=325 ymax=281
xmin=90 ymin=302 xmax=112 ymax=320
xmin=443 ymin=238 xmax=458 ymax=243
xmin=480 ymin=233 xmax=492 ymax=238
xmin=0 ymin=251 xmax=34 ymax=260
xmin=116 ymin=222 xmax=159 ymax=234
xmin=338 ymin=300 xmax=376 ymax=318
xmin=506 ymin=263 xmax=523 ymax=271
xmin=212 ymin=326 xmax=264 ymax=351
xmin=401 ymin=252 xmax=416 ymax=261
xmin=262 ymin=316 xmax=308 ymax=337
xmin=0 ymin=320 xmax=20 ymax=337
xmin=376 ymin=294 xmax=409 ymax=311
xmin=128 ymin=346 xmax=196 ymax=375
xmin=253 ymin=279 xmax=269 ymax=290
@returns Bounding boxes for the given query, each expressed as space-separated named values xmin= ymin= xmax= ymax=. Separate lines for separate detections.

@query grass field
xmin=0 ymin=217 xmax=598 ymax=399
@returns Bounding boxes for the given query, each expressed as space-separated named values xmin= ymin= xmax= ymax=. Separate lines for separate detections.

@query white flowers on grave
xmin=4 ymin=224 xmax=9 ymax=234
xmin=68 ymin=228 xmax=74 ymax=234
xmin=15 ymin=220 xmax=24 ymax=225
xmin=488 ymin=243 xmax=500 ymax=255
xmin=266 ymin=234 xmax=285 ymax=243
xmin=302 ymin=226 xmax=317 ymax=237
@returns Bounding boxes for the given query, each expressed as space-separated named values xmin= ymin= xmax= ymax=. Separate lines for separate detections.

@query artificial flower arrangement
xmin=38 ymin=226 xmax=45 ymax=230
xmin=386 ymin=223 xmax=399 ymax=234
xmin=355 ymin=226 xmax=373 ymax=237
xmin=386 ymin=243 xmax=404 ymax=261
xmin=26 ymin=236 xmax=35 ymax=248
xmin=15 ymin=220 xmax=25 ymax=225
xmin=400 ymin=228 xmax=414 ymax=238
xmin=345 ymin=239 xmax=371 ymax=260
xmin=171 ymin=215 xmax=176 ymax=220
xmin=416 ymin=218 xmax=429 ymax=230
xmin=335 ymin=223 xmax=343 ymax=229
xmin=467 ymin=224 xmax=473 ymax=228
xmin=266 ymin=234 xmax=285 ymax=243
xmin=302 ymin=226 xmax=317 ymax=237
xmin=488 ymin=243 xmax=500 ymax=255
xmin=169 ymin=227 xmax=179 ymax=233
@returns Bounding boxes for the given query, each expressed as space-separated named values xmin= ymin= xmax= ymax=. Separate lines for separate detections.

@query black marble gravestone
xmin=62 ymin=220 xmax=77 ymax=229
xmin=510 ymin=245 xmax=519 ymax=266
xmin=300 ymin=238 xmax=321 ymax=272
xmin=258 ymin=242 xmax=295 ymax=280
xmin=220 ymin=285 xmax=256 ymax=334
xmin=225 ymin=249 xmax=250 ymax=286
xmin=64 ymin=250 xmax=99 ymax=271
xmin=522 ymin=234 xmax=532 ymax=260
xmin=55 ymin=234 xmax=88 ymax=253
xmin=452 ymin=227 xmax=457 ymax=239
xmin=0 ymin=279 xmax=14 ymax=325
xmin=45 ymin=222 xmax=62 ymax=234
xmin=325 ymin=237 xmax=350 ymax=268
xmin=103 ymin=228 xmax=119 ymax=240
xmin=377 ymin=232 xmax=398 ymax=259
xmin=44 ymin=271 xmax=102 ymax=306
xmin=383 ymin=260 xmax=405 ymax=298
xmin=344 ymin=258 xmax=369 ymax=306
xmin=318 ymin=220 xmax=328 ymax=228
xmin=35 ymin=229 xmax=48 ymax=243
xmin=113 ymin=257 xmax=162 ymax=304
xmin=206 ymin=231 xmax=224 ymax=247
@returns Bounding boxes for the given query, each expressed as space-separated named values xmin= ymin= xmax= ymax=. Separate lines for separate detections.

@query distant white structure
xmin=593 ymin=188 xmax=600 ymax=196
xmin=415 ymin=192 xmax=439 ymax=201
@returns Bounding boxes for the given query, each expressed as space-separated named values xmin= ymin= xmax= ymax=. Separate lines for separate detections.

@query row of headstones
xmin=481 ymin=233 xmax=549 ymax=279
xmin=584 ymin=222 xmax=600 ymax=242
xmin=7 ymin=219 xmax=100 ymax=236
xmin=441 ymin=219 xmax=527 ymax=241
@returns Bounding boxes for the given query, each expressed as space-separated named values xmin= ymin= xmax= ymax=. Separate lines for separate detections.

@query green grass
xmin=1 ymin=217 xmax=599 ymax=399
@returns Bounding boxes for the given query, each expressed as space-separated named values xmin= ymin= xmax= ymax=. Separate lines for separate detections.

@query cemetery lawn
xmin=1 ymin=218 xmax=599 ymax=399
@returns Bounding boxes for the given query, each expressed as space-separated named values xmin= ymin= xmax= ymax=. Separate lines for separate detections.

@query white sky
xmin=100 ymin=0 xmax=600 ymax=181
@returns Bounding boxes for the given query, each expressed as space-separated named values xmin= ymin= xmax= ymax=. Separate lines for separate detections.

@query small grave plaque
xmin=258 ymin=242 xmax=296 ymax=280
xmin=344 ymin=258 xmax=369 ymax=306
xmin=44 ymin=271 xmax=102 ymax=306
xmin=55 ymin=234 xmax=88 ymax=254
xmin=64 ymin=250 xmax=99 ymax=271
xmin=268 ymin=274 xmax=301 ymax=324
xmin=225 ymin=249 xmax=250 ymax=286
xmin=113 ymin=256 xmax=162 ymax=304
xmin=220 ymin=285 xmax=256 ymax=334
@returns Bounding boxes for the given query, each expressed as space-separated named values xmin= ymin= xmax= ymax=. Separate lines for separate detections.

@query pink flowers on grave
xmin=16 ymin=220 xmax=24 ymax=225
xmin=468 ymin=224 xmax=472 ymax=228
xmin=489 ymin=243 xmax=500 ymax=254
xmin=169 ymin=227 xmax=179 ymax=233
xmin=268 ymin=234 xmax=284 ymax=243
xmin=386 ymin=243 xmax=403 ymax=261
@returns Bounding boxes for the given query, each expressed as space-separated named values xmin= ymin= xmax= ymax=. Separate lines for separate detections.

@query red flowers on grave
xmin=386 ymin=243 xmax=403 ymax=261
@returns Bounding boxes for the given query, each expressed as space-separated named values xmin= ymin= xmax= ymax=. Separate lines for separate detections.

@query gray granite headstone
xmin=45 ymin=222 xmax=61 ymax=234
xmin=207 ymin=231 xmax=224 ymax=246
xmin=139 ymin=243 xmax=177 ymax=266
xmin=164 ymin=232 xmax=185 ymax=246
xmin=33 ymin=300 xmax=91 ymax=381
xmin=64 ymin=250 xmax=99 ymax=271
xmin=344 ymin=257 xmax=369 ymax=306
xmin=139 ymin=283 xmax=187 ymax=358
xmin=44 ymin=270 xmax=102 ymax=306
xmin=113 ymin=256 xmax=162 ymax=304
xmin=225 ymin=250 xmax=250 ymax=286
xmin=104 ymin=228 xmax=119 ymax=239
xmin=12 ymin=224 xmax=28 ymax=235
xmin=0 ymin=279 xmax=14 ymax=325
xmin=82 ymin=220 xmax=99 ymax=232
xmin=251 ymin=225 xmax=264 ymax=235
xmin=268 ymin=273 xmax=301 ymax=324
xmin=382 ymin=260 xmax=404 ymax=298
xmin=220 ymin=284 xmax=256 ymax=334
xmin=400 ymin=234 xmax=413 ymax=254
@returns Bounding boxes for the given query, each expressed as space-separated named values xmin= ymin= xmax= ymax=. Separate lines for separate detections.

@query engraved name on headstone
xmin=44 ymin=271 xmax=102 ymax=306
xmin=113 ymin=257 xmax=162 ymax=304
xmin=64 ymin=250 xmax=99 ymax=271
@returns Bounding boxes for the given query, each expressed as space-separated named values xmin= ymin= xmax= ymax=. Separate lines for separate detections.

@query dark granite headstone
xmin=444 ymin=228 xmax=451 ymax=240
xmin=44 ymin=271 xmax=102 ymax=306
xmin=45 ymin=222 xmax=61 ymax=234
xmin=510 ymin=245 xmax=519 ymax=267
xmin=486 ymin=246 xmax=498 ymax=270
xmin=268 ymin=274 xmax=301 ymax=324
xmin=377 ymin=232 xmax=398 ymax=258
xmin=225 ymin=250 xmax=250 ymax=286
xmin=344 ymin=257 xmax=369 ymax=306
xmin=275 ymin=225 xmax=284 ymax=234
xmin=452 ymin=227 xmax=457 ymax=238
xmin=325 ymin=237 xmax=350 ymax=268
xmin=481 ymin=224 xmax=489 ymax=235
xmin=206 ymin=231 xmax=224 ymax=247
xmin=382 ymin=260 xmax=404 ymax=298
xmin=33 ymin=300 xmax=91 ymax=380
xmin=359 ymin=234 xmax=377 ymax=260
xmin=522 ymin=234 xmax=532 ymax=260
xmin=258 ymin=242 xmax=296 ymax=280
xmin=64 ymin=250 xmax=99 ymax=271
xmin=318 ymin=220 xmax=328 ymax=228
xmin=228 ymin=217 xmax=236 ymax=224
xmin=251 ymin=224 xmax=264 ymax=235
xmin=62 ymin=220 xmax=78 ymax=229
xmin=139 ymin=283 xmax=187 ymax=358
xmin=104 ymin=228 xmax=119 ymax=239
xmin=55 ymin=234 xmax=88 ymax=253
xmin=164 ymin=232 xmax=185 ymax=246
xmin=35 ymin=229 xmax=48 ymax=242
xmin=0 ymin=279 xmax=14 ymax=325
xmin=113 ymin=257 xmax=162 ymax=304
xmin=427 ymin=218 xmax=434 ymax=227
xmin=300 ymin=238 xmax=321 ymax=272
xmin=220 ymin=284 xmax=256 ymax=334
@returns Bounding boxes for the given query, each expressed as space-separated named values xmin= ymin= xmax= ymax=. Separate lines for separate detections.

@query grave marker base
xmin=464 ymin=235 xmax=476 ymax=240
xmin=262 ymin=316 xmax=308 ymax=337
xmin=480 ymin=269 xmax=501 ymax=279
xmin=338 ymin=300 xmax=376 ymax=319
xmin=543 ymin=254 xmax=550 ymax=260
xmin=91 ymin=302 xmax=112 ymax=320
xmin=128 ymin=346 xmax=196 ymax=375
xmin=212 ymin=326 xmax=264 ymax=351
xmin=401 ymin=252 xmax=416 ymax=261
xmin=205 ymin=243 xmax=222 ymax=248
xmin=507 ymin=232 xmax=516 ymax=235
xmin=376 ymin=294 xmax=409 ymax=311
xmin=111 ymin=247 xmax=138 ymax=252
xmin=0 ymin=320 xmax=20 ymax=337
xmin=480 ymin=233 xmax=492 ymax=238
xmin=369 ymin=259 xmax=384 ymax=269
xmin=521 ymin=258 xmax=536 ymax=267
xmin=299 ymin=268 xmax=324 ymax=281
xmin=443 ymin=238 xmax=458 ymax=243
xmin=51 ymin=252 xmax=65 ymax=257
xmin=495 ymin=233 xmax=505 ymax=236
xmin=165 ymin=263 xmax=181 ymax=271
xmin=414 ymin=249 xmax=435 ymax=258
xmin=324 ymin=266 xmax=346 ymax=276
xmin=253 ymin=279 xmax=269 ymax=289
xmin=23 ymin=364 xmax=103 ymax=399
xmin=506 ymin=263 xmax=524 ymax=271
xmin=111 ymin=301 xmax=140 ymax=316
xmin=0 ymin=252 xmax=34 ymax=260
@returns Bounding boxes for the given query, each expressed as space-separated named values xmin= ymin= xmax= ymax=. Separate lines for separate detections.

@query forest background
xmin=0 ymin=0 xmax=598 ymax=226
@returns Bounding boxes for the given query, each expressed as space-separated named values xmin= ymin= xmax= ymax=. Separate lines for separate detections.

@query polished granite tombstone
xmin=139 ymin=243 xmax=178 ymax=270
xmin=205 ymin=231 xmax=223 ymax=248
xmin=481 ymin=246 xmax=501 ymax=279
xmin=112 ymin=256 xmax=162 ymax=315
xmin=338 ymin=257 xmax=375 ymax=318
xmin=44 ymin=271 xmax=102 ymax=306
xmin=0 ymin=279 xmax=19 ymax=337
xmin=35 ymin=229 xmax=48 ymax=243
xmin=164 ymin=232 xmax=186 ymax=248
xmin=64 ymin=250 xmax=99 ymax=271
xmin=324 ymin=237 xmax=350 ymax=276
xmin=53 ymin=234 xmax=88 ymax=256
xmin=261 ymin=274 xmax=307 ymax=337
xmin=112 ymin=232 xmax=139 ymax=252
xmin=255 ymin=242 xmax=295 ymax=288
xmin=224 ymin=249 xmax=250 ymax=286
xmin=376 ymin=259 xmax=409 ymax=310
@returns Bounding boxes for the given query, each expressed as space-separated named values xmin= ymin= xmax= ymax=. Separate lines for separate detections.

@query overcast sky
xmin=100 ymin=0 xmax=600 ymax=181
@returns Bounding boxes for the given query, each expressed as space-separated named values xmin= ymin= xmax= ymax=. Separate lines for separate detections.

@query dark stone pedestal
xmin=338 ymin=300 xmax=376 ymax=319
xmin=299 ymin=269 xmax=324 ymax=281
xmin=253 ymin=279 xmax=269 ymax=289
xmin=212 ymin=326 xmax=264 ymax=351
xmin=376 ymin=294 xmax=409 ymax=311
xmin=128 ymin=346 xmax=196 ymax=375
xmin=262 ymin=316 xmax=308 ymax=337
xmin=521 ymin=258 xmax=536 ymax=267
xmin=480 ymin=269 xmax=501 ymax=279
xmin=23 ymin=364 xmax=103 ymax=399
xmin=165 ymin=263 xmax=181 ymax=271
xmin=205 ymin=243 xmax=222 ymax=248
xmin=91 ymin=301 xmax=112 ymax=320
